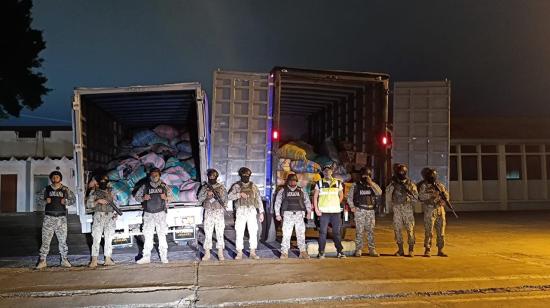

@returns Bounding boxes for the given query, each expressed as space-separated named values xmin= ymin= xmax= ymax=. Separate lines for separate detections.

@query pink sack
xmin=163 ymin=167 xmax=191 ymax=182
xmin=161 ymin=173 xmax=187 ymax=187
xmin=153 ymin=125 xmax=180 ymax=140
xmin=178 ymin=181 xmax=200 ymax=202
xmin=140 ymin=152 xmax=165 ymax=170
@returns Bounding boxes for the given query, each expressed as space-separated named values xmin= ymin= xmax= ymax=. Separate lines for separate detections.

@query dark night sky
xmin=2 ymin=0 xmax=550 ymax=126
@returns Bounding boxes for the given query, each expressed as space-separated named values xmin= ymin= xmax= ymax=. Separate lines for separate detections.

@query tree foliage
xmin=0 ymin=0 xmax=49 ymax=118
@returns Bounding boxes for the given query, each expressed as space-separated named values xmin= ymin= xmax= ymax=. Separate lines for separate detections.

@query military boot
xmin=61 ymin=258 xmax=72 ymax=268
xmin=202 ymin=250 xmax=211 ymax=261
xmin=368 ymin=249 xmax=380 ymax=257
xmin=218 ymin=249 xmax=225 ymax=261
xmin=235 ymin=251 xmax=243 ymax=260
xmin=88 ymin=256 xmax=98 ymax=268
xmin=299 ymin=251 xmax=310 ymax=259
xmin=424 ymin=248 xmax=431 ymax=257
xmin=136 ymin=257 xmax=150 ymax=264
xmin=160 ymin=251 xmax=169 ymax=264
xmin=280 ymin=252 xmax=288 ymax=259
xmin=35 ymin=258 xmax=47 ymax=270
xmin=395 ymin=244 xmax=405 ymax=256
xmin=408 ymin=246 xmax=415 ymax=258
xmin=250 ymin=249 xmax=260 ymax=260
xmin=354 ymin=249 xmax=362 ymax=257
xmin=437 ymin=249 xmax=448 ymax=257
xmin=104 ymin=256 xmax=115 ymax=266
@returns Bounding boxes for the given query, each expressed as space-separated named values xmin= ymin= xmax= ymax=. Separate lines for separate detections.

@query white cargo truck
xmin=72 ymin=83 xmax=208 ymax=246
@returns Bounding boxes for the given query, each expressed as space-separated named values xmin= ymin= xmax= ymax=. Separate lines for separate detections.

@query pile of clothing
xmin=104 ymin=125 xmax=200 ymax=206
xmin=276 ymin=139 xmax=352 ymax=195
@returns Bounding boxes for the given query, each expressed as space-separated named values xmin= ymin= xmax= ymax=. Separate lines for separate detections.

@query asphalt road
xmin=0 ymin=210 xmax=549 ymax=307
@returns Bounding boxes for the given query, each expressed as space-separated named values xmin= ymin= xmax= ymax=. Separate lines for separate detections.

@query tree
xmin=0 ymin=0 xmax=49 ymax=119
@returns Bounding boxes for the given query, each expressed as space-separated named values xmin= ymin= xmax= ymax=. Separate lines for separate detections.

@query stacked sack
xmin=104 ymin=125 xmax=201 ymax=206
xmin=276 ymin=142 xmax=322 ymax=195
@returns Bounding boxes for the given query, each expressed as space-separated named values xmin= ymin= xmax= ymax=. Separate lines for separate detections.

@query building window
xmin=505 ymin=145 xmax=521 ymax=153
xmin=481 ymin=145 xmax=497 ymax=153
xmin=481 ymin=155 xmax=498 ymax=180
xmin=461 ymin=156 xmax=478 ymax=180
xmin=506 ymin=156 xmax=522 ymax=180
xmin=450 ymin=156 xmax=458 ymax=181
xmin=17 ymin=130 xmax=37 ymax=138
xmin=526 ymin=155 xmax=542 ymax=180
xmin=450 ymin=145 xmax=457 ymax=153
xmin=525 ymin=145 xmax=541 ymax=153
xmin=42 ymin=130 xmax=51 ymax=138
xmin=461 ymin=145 xmax=477 ymax=153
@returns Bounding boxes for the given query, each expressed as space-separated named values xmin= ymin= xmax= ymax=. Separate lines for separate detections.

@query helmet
xmin=393 ymin=163 xmax=408 ymax=175
xmin=49 ymin=171 xmax=63 ymax=181
xmin=207 ymin=169 xmax=219 ymax=179
xmin=286 ymin=173 xmax=298 ymax=183
xmin=422 ymin=167 xmax=437 ymax=182
xmin=149 ymin=167 xmax=162 ymax=176
xmin=238 ymin=167 xmax=252 ymax=177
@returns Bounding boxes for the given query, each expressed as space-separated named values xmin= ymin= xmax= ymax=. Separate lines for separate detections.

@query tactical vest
xmin=353 ymin=182 xmax=376 ymax=210
xmin=236 ymin=182 xmax=256 ymax=208
xmin=317 ymin=178 xmax=342 ymax=213
xmin=44 ymin=185 xmax=67 ymax=217
xmin=281 ymin=186 xmax=306 ymax=212
xmin=203 ymin=183 xmax=225 ymax=210
xmin=392 ymin=180 xmax=412 ymax=204
xmin=93 ymin=189 xmax=115 ymax=213
xmin=143 ymin=183 xmax=166 ymax=213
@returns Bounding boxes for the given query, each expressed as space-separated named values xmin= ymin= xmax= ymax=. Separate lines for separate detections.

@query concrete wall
xmin=0 ymin=158 xmax=76 ymax=213
xmin=0 ymin=130 xmax=73 ymax=159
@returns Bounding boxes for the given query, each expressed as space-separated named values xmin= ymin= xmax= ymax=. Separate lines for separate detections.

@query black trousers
xmin=318 ymin=212 xmax=343 ymax=253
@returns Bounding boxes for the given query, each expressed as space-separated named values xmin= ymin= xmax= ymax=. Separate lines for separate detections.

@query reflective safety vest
xmin=316 ymin=178 xmax=342 ymax=213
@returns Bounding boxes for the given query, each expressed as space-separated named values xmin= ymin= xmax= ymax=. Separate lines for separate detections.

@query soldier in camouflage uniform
xmin=418 ymin=167 xmax=449 ymax=257
xmin=35 ymin=171 xmax=76 ymax=269
xmin=274 ymin=173 xmax=312 ymax=259
xmin=385 ymin=163 xmax=418 ymax=257
xmin=134 ymin=168 xmax=174 ymax=264
xmin=228 ymin=167 xmax=265 ymax=260
xmin=347 ymin=167 xmax=382 ymax=257
xmin=86 ymin=175 xmax=118 ymax=268
xmin=198 ymin=169 xmax=228 ymax=261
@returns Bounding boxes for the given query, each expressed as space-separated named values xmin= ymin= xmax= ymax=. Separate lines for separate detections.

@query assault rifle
xmin=393 ymin=178 xmax=419 ymax=202
xmin=432 ymin=181 xmax=458 ymax=218
xmin=202 ymin=182 xmax=228 ymax=214
xmin=96 ymin=189 xmax=123 ymax=216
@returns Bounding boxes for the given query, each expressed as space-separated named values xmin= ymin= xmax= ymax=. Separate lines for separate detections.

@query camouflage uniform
xmin=86 ymin=188 xmax=117 ymax=258
xmin=37 ymin=185 xmax=75 ymax=260
xmin=228 ymin=181 xmax=264 ymax=252
xmin=347 ymin=181 xmax=382 ymax=253
xmin=418 ymin=181 xmax=449 ymax=252
xmin=385 ymin=178 xmax=418 ymax=252
xmin=197 ymin=182 xmax=228 ymax=250
xmin=274 ymin=185 xmax=312 ymax=254
xmin=135 ymin=181 xmax=174 ymax=261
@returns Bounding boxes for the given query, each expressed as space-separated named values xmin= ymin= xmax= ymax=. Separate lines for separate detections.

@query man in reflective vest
xmin=134 ymin=168 xmax=174 ymax=264
xmin=347 ymin=167 xmax=382 ymax=257
xmin=385 ymin=163 xmax=418 ymax=257
xmin=228 ymin=167 xmax=265 ymax=260
xmin=313 ymin=163 xmax=345 ymax=259
xmin=275 ymin=173 xmax=312 ymax=259
xmin=418 ymin=167 xmax=450 ymax=257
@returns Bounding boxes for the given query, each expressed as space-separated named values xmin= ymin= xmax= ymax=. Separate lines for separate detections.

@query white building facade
xmin=0 ymin=127 xmax=76 ymax=213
